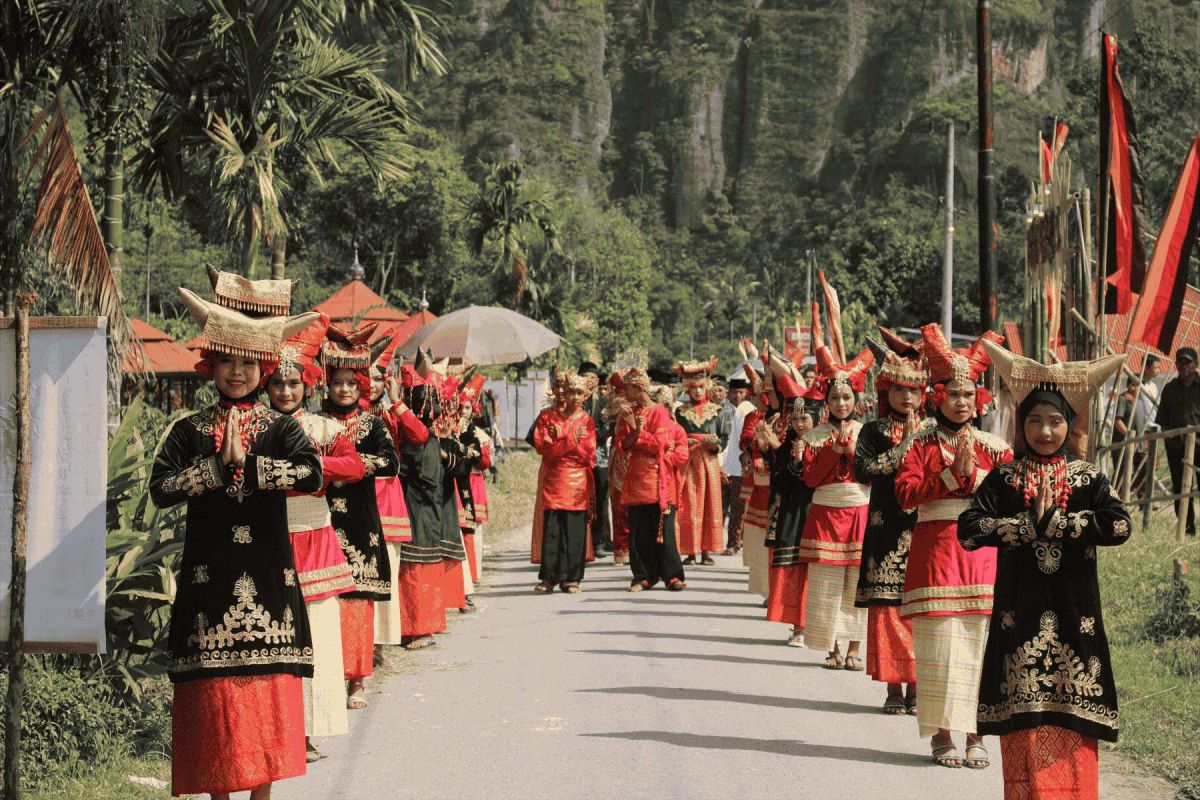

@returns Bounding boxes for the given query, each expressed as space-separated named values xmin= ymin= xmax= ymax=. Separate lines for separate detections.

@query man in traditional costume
xmin=853 ymin=329 xmax=928 ymax=714
xmin=532 ymin=370 xmax=597 ymax=592
xmin=605 ymin=370 xmax=634 ymax=565
xmin=266 ymin=314 xmax=362 ymax=762
xmin=894 ymin=324 xmax=1011 ymax=769
xmin=580 ymin=361 xmax=612 ymax=556
xmin=722 ymin=376 xmax=754 ymax=555
xmin=674 ymin=357 xmax=730 ymax=565
xmin=616 ymin=368 xmax=690 ymax=591
xmin=798 ymin=346 xmax=875 ymax=670
xmin=959 ymin=342 xmax=1130 ymax=800
xmin=320 ymin=324 xmax=400 ymax=709
xmin=152 ymin=287 xmax=321 ymax=799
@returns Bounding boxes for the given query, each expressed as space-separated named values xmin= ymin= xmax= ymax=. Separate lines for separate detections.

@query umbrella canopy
xmin=399 ymin=305 xmax=561 ymax=365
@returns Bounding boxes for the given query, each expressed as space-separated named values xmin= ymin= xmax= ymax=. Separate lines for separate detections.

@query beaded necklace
xmin=1012 ymin=453 xmax=1071 ymax=511
xmin=211 ymin=399 xmax=257 ymax=488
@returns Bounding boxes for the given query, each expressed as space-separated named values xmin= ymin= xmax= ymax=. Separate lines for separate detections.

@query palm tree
xmin=137 ymin=0 xmax=445 ymax=279
xmin=463 ymin=160 xmax=561 ymax=304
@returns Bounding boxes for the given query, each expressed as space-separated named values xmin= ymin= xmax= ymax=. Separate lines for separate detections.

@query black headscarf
xmin=1017 ymin=388 xmax=1075 ymax=457
xmin=934 ymin=409 xmax=970 ymax=433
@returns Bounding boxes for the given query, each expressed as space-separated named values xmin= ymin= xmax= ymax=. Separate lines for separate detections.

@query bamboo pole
xmin=4 ymin=290 xmax=35 ymax=800
xmin=1176 ymin=432 xmax=1196 ymax=551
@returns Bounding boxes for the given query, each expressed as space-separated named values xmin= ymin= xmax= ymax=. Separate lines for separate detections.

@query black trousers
xmin=1166 ymin=443 xmax=1200 ymax=534
xmin=721 ymin=475 xmax=734 ymax=522
xmin=539 ymin=509 xmax=588 ymax=583
xmin=627 ymin=503 xmax=685 ymax=586
xmin=593 ymin=466 xmax=611 ymax=547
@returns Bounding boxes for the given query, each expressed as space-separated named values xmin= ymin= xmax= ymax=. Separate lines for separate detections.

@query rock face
xmin=433 ymin=0 xmax=1169 ymax=227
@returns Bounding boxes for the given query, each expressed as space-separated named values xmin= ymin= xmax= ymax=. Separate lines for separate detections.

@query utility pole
xmin=943 ymin=121 xmax=956 ymax=336
xmin=977 ymin=0 xmax=998 ymax=334
xmin=805 ymin=249 xmax=813 ymax=309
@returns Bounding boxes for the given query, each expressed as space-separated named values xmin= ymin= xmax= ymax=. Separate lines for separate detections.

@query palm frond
xmin=20 ymin=95 xmax=139 ymax=360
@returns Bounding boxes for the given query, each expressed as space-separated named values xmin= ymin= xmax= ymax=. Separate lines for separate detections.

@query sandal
xmin=843 ymin=655 xmax=864 ymax=672
xmin=403 ymin=635 xmax=436 ymax=650
xmin=682 ymin=555 xmax=696 ymax=565
xmin=906 ymin=695 xmax=918 ymax=715
xmin=964 ymin=742 xmax=990 ymax=770
xmin=823 ymin=652 xmax=845 ymax=670
xmin=667 ymin=578 xmax=687 ymax=591
xmin=560 ymin=582 xmax=581 ymax=594
xmin=701 ymin=555 xmax=716 ymax=565
xmin=786 ymin=630 xmax=805 ymax=648
xmin=628 ymin=581 xmax=648 ymax=593
xmin=306 ymin=742 xmax=325 ymax=763
xmin=883 ymin=694 xmax=907 ymax=715
xmin=533 ymin=581 xmax=553 ymax=593
xmin=346 ymin=683 xmax=367 ymax=710
xmin=932 ymin=742 xmax=962 ymax=768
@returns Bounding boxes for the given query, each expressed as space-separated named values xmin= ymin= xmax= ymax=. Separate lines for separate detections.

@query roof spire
xmin=349 ymin=247 xmax=365 ymax=281
xmin=419 ymin=288 xmax=429 ymax=311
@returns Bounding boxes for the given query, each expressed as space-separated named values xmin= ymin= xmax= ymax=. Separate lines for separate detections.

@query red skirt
xmin=398 ymin=561 xmax=446 ymax=637
xmin=340 ymin=597 xmax=374 ymax=680
xmin=463 ymin=532 xmax=479 ymax=583
xmin=766 ymin=563 xmax=808 ymax=627
xmin=1001 ymin=726 xmax=1098 ymax=800
xmin=376 ymin=476 xmax=412 ymax=543
xmin=470 ymin=472 xmax=490 ymax=523
xmin=443 ymin=558 xmax=468 ymax=609
xmin=612 ymin=503 xmax=630 ymax=558
xmin=865 ymin=605 xmax=917 ymax=684
xmin=290 ymin=525 xmax=355 ymax=602
xmin=172 ymin=674 xmax=305 ymax=795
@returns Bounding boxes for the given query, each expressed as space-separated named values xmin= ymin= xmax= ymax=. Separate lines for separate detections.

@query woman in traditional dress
xmin=959 ymin=343 xmax=1130 ymax=799
xmin=854 ymin=329 xmax=928 ymax=714
xmin=532 ymin=370 xmax=597 ymax=592
xmin=152 ymin=288 xmax=321 ymax=799
xmin=798 ymin=346 xmax=875 ymax=670
xmin=365 ymin=338 xmax=422 ymax=660
xmin=266 ymin=314 xmax=362 ymax=762
xmin=766 ymin=393 xmax=819 ymax=646
xmin=394 ymin=366 xmax=448 ymax=650
xmin=457 ymin=375 xmax=493 ymax=586
xmin=740 ymin=363 xmax=774 ymax=601
xmin=616 ymin=368 xmax=690 ymax=591
xmin=894 ymin=324 xmax=1010 ymax=769
xmin=430 ymin=372 xmax=473 ymax=613
xmin=673 ymin=357 xmax=730 ymax=566
xmin=605 ymin=371 xmax=634 ymax=566
xmin=320 ymin=324 xmax=400 ymax=709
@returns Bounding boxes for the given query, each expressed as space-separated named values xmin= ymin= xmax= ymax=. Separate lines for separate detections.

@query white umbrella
xmin=399 ymin=305 xmax=562 ymax=365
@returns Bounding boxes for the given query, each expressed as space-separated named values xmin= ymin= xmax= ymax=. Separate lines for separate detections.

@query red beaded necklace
xmin=1012 ymin=453 xmax=1071 ymax=511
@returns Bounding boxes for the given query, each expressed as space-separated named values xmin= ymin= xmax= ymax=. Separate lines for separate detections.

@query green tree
xmin=137 ymin=0 xmax=444 ymax=278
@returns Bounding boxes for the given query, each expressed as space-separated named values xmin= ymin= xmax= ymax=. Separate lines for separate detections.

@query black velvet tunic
xmin=151 ymin=402 xmax=322 ymax=683
xmin=768 ymin=428 xmax=813 ymax=567
xmin=322 ymin=406 xmax=399 ymax=600
xmin=853 ymin=416 xmax=922 ymax=607
xmin=435 ymin=433 xmax=470 ymax=561
xmin=958 ymin=458 xmax=1132 ymax=742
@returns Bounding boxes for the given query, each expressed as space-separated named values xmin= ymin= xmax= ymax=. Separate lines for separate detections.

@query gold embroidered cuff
xmin=257 ymin=457 xmax=315 ymax=491
xmin=163 ymin=456 xmax=226 ymax=497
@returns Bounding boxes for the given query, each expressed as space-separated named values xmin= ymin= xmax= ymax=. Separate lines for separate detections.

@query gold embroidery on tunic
xmin=193 ymin=565 xmax=209 ymax=584
xmin=677 ymin=402 xmax=721 ymax=427
xmin=1001 ymin=611 xmax=1015 ymax=629
xmin=284 ymin=568 xmax=296 ymax=586
xmin=257 ymin=456 xmax=314 ymax=490
xmin=979 ymin=610 xmax=1116 ymax=730
xmin=1080 ymin=616 xmax=1096 ymax=635
xmin=332 ymin=498 xmax=348 ymax=513
xmin=865 ymin=530 xmax=911 ymax=587
xmin=188 ymin=573 xmax=297 ymax=651
xmin=232 ymin=525 xmax=252 ymax=544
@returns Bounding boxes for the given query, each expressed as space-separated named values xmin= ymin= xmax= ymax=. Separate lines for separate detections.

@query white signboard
xmin=0 ymin=318 xmax=108 ymax=653
xmin=486 ymin=371 xmax=550 ymax=441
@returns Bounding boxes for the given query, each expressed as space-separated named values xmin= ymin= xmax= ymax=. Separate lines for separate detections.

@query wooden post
xmin=1144 ymin=437 xmax=1158 ymax=530
xmin=4 ymin=291 xmax=35 ymax=800
xmin=1176 ymin=431 xmax=1196 ymax=546
xmin=977 ymin=0 xmax=998 ymax=335
xmin=1121 ymin=440 xmax=1134 ymax=502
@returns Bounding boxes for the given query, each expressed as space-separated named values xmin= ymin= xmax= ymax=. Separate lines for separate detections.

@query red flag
xmin=1099 ymin=33 xmax=1148 ymax=314
xmin=1040 ymin=122 xmax=1070 ymax=184
xmin=1129 ymin=136 xmax=1200 ymax=353
xmin=817 ymin=271 xmax=845 ymax=364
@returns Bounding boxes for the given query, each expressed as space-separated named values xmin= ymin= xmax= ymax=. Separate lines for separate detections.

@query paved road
xmin=280 ymin=528 xmax=1169 ymax=800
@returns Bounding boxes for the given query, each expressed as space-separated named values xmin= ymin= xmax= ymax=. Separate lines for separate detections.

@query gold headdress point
xmin=983 ymin=339 xmax=1125 ymax=434
xmin=205 ymin=264 xmax=297 ymax=315
xmin=178 ymin=287 xmax=318 ymax=359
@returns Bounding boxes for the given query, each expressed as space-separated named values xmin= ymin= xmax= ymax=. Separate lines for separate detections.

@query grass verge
xmin=485 ymin=446 xmax=539 ymax=543
xmin=1101 ymin=514 xmax=1200 ymax=798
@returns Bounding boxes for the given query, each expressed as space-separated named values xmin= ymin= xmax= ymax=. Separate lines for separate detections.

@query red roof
xmin=1002 ymin=284 xmax=1200 ymax=376
xmin=313 ymin=280 xmax=409 ymax=326
xmin=382 ymin=308 xmax=437 ymax=346
xmin=121 ymin=319 xmax=199 ymax=375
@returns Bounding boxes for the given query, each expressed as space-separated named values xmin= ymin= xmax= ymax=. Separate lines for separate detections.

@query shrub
xmin=1144 ymin=577 xmax=1200 ymax=644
